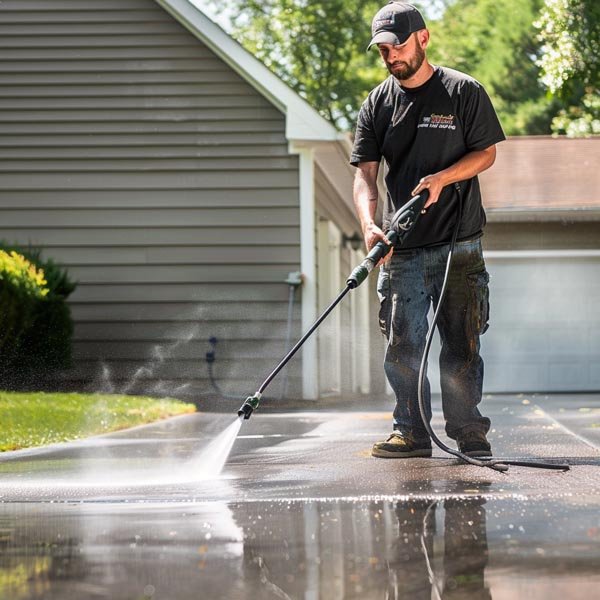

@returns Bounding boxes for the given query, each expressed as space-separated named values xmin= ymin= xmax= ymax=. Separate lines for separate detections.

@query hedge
xmin=0 ymin=245 xmax=76 ymax=387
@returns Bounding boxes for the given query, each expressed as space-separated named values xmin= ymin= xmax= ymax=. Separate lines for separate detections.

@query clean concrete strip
xmin=533 ymin=404 xmax=600 ymax=453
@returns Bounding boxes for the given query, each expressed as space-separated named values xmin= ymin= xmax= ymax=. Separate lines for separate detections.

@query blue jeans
xmin=377 ymin=237 xmax=491 ymax=441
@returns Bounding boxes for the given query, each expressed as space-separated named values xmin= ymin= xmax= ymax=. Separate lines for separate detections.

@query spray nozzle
xmin=237 ymin=393 xmax=261 ymax=420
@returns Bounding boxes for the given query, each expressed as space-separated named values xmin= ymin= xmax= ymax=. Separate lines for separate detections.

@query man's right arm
xmin=353 ymin=161 xmax=389 ymax=253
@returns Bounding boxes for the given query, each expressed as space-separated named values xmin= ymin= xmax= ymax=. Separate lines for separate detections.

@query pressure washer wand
xmin=238 ymin=191 xmax=429 ymax=420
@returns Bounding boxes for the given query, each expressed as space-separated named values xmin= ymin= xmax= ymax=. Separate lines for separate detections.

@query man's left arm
xmin=412 ymin=145 xmax=497 ymax=209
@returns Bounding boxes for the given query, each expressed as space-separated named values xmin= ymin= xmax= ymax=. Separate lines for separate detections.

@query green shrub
xmin=0 ymin=244 xmax=76 ymax=386
xmin=0 ymin=250 xmax=48 ymax=366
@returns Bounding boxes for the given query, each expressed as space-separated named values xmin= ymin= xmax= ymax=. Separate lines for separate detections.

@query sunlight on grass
xmin=0 ymin=391 xmax=196 ymax=452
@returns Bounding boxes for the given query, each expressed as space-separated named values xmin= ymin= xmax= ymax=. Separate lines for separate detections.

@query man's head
xmin=368 ymin=2 xmax=429 ymax=81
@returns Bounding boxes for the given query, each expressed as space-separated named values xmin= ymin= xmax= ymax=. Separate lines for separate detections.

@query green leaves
xmin=534 ymin=0 xmax=599 ymax=136
xmin=211 ymin=0 xmax=384 ymax=129
xmin=427 ymin=0 xmax=553 ymax=135
xmin=535 ymin=0 xmax=599 ymax=96
xmin=0 ymin=244 xmax=76 ymax=384
xmin=208 ymin=0 xmax=598 ymax=135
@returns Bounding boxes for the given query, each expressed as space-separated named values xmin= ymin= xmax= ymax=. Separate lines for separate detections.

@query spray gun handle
xmin=389 ymin=188 xmax=429 ymax=235
xmin=345 ymin=189 xmax=429 ymax=289
xmin=346 ymin=231 xmax=397 ymax=289
xmin=368 ymin=230 xmax=398 ymax=263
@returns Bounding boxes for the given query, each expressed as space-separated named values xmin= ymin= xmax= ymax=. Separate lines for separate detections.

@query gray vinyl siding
xmin=0 ymin=0 xmax=302 ymax=398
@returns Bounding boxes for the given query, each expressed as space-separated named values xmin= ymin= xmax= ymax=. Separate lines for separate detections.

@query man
xmin=350 ymin=2 xmax=505 ymax=458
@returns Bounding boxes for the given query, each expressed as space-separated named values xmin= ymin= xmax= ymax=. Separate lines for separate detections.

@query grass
xmin=0 ymin=390 xmax=196 ymax=452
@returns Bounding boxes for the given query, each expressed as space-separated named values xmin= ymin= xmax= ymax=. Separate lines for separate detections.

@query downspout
xmin=289 ymin=141 xmax=318 ymax=400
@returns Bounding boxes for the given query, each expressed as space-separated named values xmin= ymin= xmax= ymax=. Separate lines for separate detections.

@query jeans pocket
xmin=377 ymin=268 xmax=391 ymax=337
xmin=466 ymin=267 xmax=490 ymax=335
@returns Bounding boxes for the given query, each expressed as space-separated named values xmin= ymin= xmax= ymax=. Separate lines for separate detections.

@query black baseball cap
xmin=367 ymin=2 xmax=426 ymax=50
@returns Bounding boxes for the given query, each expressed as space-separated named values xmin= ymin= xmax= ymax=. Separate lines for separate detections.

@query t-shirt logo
xmin=418 ymin=113 xmax=456 ymax=130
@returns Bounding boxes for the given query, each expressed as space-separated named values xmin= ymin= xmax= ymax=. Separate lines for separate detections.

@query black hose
xmin=416 ymin=186 xmax=569 ymax=472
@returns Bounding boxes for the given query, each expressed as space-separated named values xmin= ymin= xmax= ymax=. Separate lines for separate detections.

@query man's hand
xmin=363 ymin=222 xmax=393 ymax=265
xmin=411 ymin=172 xmax=446 ymax=209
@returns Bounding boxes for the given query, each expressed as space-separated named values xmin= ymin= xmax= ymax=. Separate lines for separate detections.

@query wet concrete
xmin=1 ymin=394 xmax=599 ymax=599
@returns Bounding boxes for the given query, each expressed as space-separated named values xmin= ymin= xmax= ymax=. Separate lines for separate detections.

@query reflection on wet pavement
xmin=1 ymin=395 xmax=599 ymax=599
xmin=1 ymin=497 xmax=600 ymax=599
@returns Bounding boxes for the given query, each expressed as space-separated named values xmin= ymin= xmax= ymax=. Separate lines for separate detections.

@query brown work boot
xmin=372 ymin=432 xmax=432 ymax=458
xmin=457 ymin=430 xmax=492 ymax=457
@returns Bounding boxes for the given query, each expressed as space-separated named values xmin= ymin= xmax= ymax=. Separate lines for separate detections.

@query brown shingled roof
xmin=480 ymin=136 xmax=600 ymax=213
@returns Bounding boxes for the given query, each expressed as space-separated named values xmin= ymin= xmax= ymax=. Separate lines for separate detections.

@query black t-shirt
xmin=350 ymin=66 xmax=506 ymax=248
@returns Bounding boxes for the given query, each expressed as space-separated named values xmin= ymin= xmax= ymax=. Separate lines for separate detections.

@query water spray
xmin=237 ymin=188 xmax=570 ymax=474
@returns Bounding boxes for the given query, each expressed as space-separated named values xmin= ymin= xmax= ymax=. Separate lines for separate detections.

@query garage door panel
xmin=482 ymin=363 xmax=544 ymax=391
xmin=481 ymin=328 xmax=548 ymax=355
xmin=487 ymin=260 xmax=600 ymax=292
xmin=590 ymin=330 xmax=600 ymax=354
xmin=490 ymin=300 xmax=592 ymax=326
xmin=548 ymin=362 xmax=589 ymax=388
xmin=480 ymin=256 xmax=599 ymax=392
xmin=546 ymin=329 xmax=591 ymax=356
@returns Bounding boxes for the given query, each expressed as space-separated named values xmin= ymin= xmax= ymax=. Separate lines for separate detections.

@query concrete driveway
xmin=1 ymin=393 xmax=599 ymax=599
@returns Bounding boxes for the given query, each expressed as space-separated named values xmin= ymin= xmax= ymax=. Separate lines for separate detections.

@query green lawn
xmin=0 ymin=391 xmax=196 ymax=452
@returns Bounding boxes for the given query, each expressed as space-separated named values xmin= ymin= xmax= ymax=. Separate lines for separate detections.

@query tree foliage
xmin=535 ymin=0 xmax=599 ymax=95
xmin=427 ymin=0 xmax=557 ymax=134
xmin=534 ymin=0 xmax=599 ymax=136
xmin=210 ymin=0 xmax=384 ymax=129
xmin=209 ymin=0 xmax=599 ymax=135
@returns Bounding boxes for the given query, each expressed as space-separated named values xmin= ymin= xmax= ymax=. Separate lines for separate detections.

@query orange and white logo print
xmin=418 ymin=113 xmax=456 ymax=130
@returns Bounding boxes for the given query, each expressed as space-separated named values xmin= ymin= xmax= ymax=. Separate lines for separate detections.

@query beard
xmin=386 ymin=42 xmax=426 ymax=81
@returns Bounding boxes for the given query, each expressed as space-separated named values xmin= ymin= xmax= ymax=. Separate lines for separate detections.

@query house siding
xmin=0 ymin=0 xmax=302 ymax=398
xmin=315 ymin=166 xmax=365 ymax=396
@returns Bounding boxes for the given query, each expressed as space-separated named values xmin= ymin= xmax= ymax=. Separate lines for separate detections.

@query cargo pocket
xmin=377 ymin=268 xmax=391 ymax=338
xmin=466 ymin=267 xmax=490 ymax=335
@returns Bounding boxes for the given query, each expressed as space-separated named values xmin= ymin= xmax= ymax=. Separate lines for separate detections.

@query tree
xmin=209 ymin=0 xmax=384 ymax=130
xmin=535 ymin=0 xmax=600 ymax=136
xmin=426 ymin=0 xmax=557 ymax=134
xmin=208 ymin=0 xmax=587 ymax=135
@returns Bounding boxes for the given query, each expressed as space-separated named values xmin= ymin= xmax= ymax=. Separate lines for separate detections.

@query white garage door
xmin=429 ymin=251 xmax=600 ymax=393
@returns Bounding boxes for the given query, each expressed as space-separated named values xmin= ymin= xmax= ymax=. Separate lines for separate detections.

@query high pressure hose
xmin=415 ymin=185 xmax=569 ymax=472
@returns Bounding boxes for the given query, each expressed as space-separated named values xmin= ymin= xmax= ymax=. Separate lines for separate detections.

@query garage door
xmin=428 ymin=251 xmax=600 ymax=393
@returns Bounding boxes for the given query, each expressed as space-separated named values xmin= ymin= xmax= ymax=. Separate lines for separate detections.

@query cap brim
xmin=367 ymin=30 xmax=411 ymax=50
